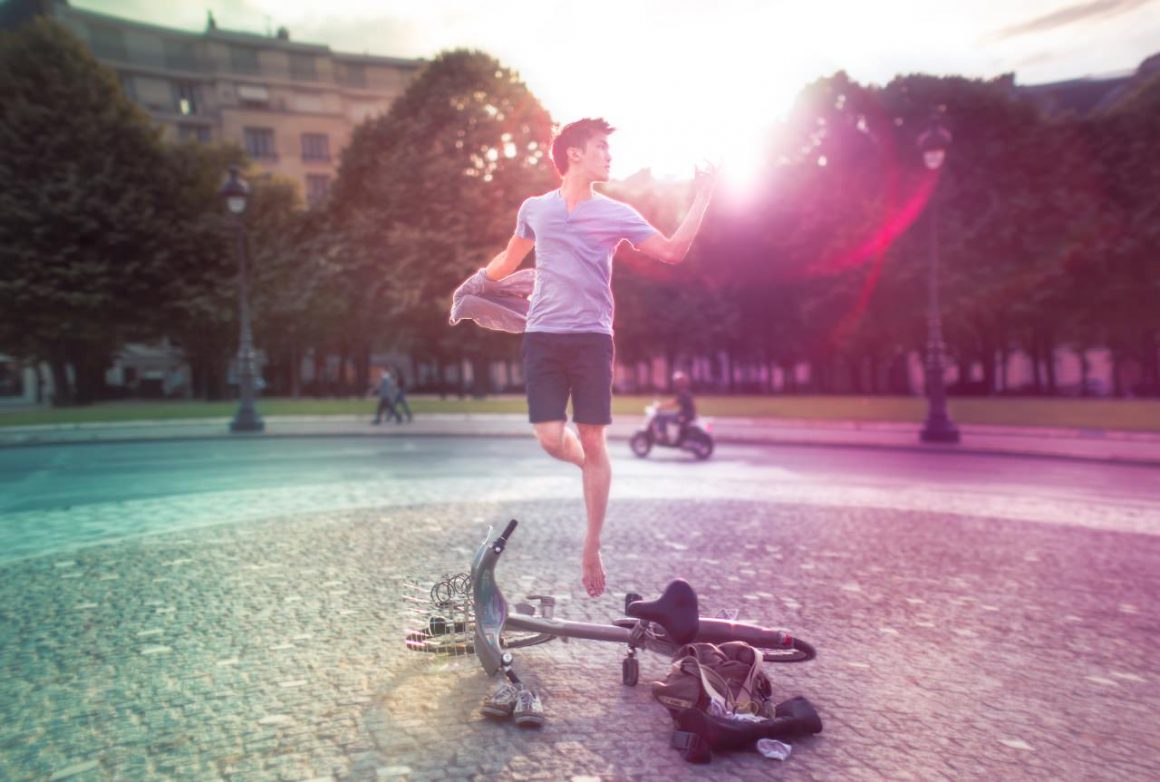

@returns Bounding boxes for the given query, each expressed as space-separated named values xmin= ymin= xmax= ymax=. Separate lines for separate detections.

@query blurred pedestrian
xmin=392 ymin=365 xmax=414 ymax=423
xmin=370 ymin=368 xmax=401 ymax=424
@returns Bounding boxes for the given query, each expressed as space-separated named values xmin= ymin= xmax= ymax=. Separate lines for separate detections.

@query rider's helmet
xmin=672 ymin=370 xmax=690 ymax=390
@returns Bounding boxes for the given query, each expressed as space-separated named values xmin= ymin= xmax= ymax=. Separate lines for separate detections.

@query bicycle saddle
xmin=627 ymin=579 xmax=699 ymax=645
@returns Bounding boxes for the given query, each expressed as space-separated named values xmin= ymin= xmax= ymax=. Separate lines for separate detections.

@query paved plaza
xmin=1 ymin=434 xmax=1158 ymax=781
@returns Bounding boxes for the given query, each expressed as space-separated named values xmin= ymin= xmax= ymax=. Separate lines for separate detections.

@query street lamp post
xmin=219 ymin=166 xmax=265 ymax=433
xmin=917 ymin=118 xmax=960 ymax=444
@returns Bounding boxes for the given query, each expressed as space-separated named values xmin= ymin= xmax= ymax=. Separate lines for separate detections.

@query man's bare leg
xmin=532 ymin=420 xmax=585 ymax=467
xmin=576 ymin=423 xmax=610 ymax=598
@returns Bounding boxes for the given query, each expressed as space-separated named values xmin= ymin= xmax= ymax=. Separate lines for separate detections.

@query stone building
xmin=3 ymin=0 xmax=422 ymax=206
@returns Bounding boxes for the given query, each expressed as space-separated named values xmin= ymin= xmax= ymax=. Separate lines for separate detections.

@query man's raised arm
xmin=484 ymin=234 xmax=535 ymax=281
xmin=636 ymin=164 xmax=718 ymax=265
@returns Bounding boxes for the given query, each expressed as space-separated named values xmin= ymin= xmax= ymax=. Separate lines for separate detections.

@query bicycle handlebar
xmin=499 ymin=519 xmax=518 ymax=542
xmin=489 ymin=519 xmax=519 ymax=557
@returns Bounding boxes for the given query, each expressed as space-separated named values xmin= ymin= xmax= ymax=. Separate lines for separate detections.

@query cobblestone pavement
xmin=2 ymin=486 xmax=1159 ymax=781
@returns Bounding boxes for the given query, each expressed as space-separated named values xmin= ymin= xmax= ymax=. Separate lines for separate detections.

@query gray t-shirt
xmin=516 ymin=189 xmax=659 ymax=334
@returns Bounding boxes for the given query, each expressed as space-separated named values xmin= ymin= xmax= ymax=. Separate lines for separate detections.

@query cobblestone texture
xmin=2 ymin=497 xmax=1159 ymax=781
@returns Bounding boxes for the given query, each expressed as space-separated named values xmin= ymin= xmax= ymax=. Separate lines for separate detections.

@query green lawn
xmin=1 ymin=395 xmax=1158 ymax=431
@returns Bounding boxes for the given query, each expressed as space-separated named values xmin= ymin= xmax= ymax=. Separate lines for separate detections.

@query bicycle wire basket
xmin=402 ymin=571 xmax=476 ymax=657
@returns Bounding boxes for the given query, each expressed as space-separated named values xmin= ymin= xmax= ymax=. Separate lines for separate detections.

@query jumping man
xmin=484 ymin=118 xmax=717 ymax=598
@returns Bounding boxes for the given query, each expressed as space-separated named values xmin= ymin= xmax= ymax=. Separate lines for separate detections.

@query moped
xmin=629 ymin=402 xmax=714 ymax=461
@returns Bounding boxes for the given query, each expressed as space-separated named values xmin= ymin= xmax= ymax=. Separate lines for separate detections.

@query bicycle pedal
xmin=514 ymin=602 xmax=535 ymax=616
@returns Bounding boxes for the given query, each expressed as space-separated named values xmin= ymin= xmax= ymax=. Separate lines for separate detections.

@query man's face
xmin=570 ymin=133 xmax=611 ymax=182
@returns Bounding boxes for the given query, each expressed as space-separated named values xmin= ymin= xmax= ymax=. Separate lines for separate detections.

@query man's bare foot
xmin=582 ymin=545 xmax=605 ymax=598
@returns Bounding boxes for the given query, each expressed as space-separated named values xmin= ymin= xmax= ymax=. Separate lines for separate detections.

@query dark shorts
xmin=522 ymin=332 xmax=614 ymax=425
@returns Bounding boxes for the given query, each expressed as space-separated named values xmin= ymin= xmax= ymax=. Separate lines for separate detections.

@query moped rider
xmin=653 ymin=370 xmax=696 ymax=444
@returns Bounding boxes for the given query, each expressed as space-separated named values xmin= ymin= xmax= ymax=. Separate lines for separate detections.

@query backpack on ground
xmin=652 ymin=641 xmax=775 ymax=719
xmin=651 ymin=641 xmax=823 ymax=764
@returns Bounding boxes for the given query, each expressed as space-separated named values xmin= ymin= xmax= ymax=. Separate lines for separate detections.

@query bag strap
xmin=679 ymin=656 xmax=737 ymax=715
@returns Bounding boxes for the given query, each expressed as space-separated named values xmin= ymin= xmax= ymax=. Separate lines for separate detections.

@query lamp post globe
xmin=218 ymin=166 xmax=264 ymax=433
xmin=918 ymin=121 xmax=952 ymax=172
xmin=917 ymin=118 xmax=960 ymax=444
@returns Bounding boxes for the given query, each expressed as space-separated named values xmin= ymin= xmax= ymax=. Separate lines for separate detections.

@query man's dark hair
xmin=550 ymin=118 xmax=615 ymax=176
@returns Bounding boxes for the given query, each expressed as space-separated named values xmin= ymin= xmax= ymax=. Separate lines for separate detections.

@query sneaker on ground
xmin=480 ymin=681 xmax=519 ymax=719
xmin=513 ymin=686 xmax=545 ymax=728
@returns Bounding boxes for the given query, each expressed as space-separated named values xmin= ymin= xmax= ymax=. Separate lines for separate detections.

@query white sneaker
xmin=513 ymin=686 xmax=545 ymax=728
xmin=480 ymin=681 xmax=519 ymax=719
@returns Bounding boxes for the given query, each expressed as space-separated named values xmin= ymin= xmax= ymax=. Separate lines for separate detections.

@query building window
xmin=174 ymin=83 xmax=198 ymax=115
xmin=290 ymin=53 xmax=317 ymax=81
xmin=119 ymin=73 xmax=137 ymax=101
xmin=178 ymin=124 xmax=211 ymax=143
xmin=237 ymin=84 xmax=270 ymax=105
xmin=338 ymin=62 xmax=366 ymax=88
xmin=165 ymin=39 xmax=199 ymax=71
xmin=301 ymin=133 xmax=330 ymax=161
xmin=89 ymin=25 xmax=126 ymax=60
xmin=306 ymin=174 xmax=331 ymax=206
xmin=231 ymin=46 xmax=260 ymax=75
xmin=243 ymin=127 xmax=276 ymax=159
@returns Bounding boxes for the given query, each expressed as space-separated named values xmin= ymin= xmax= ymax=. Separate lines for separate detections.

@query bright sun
xmin=521 ymin=9 xmax=813 ymax=192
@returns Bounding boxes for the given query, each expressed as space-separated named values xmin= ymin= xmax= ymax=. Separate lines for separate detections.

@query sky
xmin=76 ymin=0 xmax=1160 ymax=178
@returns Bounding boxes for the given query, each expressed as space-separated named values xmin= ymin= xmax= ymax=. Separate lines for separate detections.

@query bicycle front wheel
xmin=759 ymin=636 xmax=816 ymax=663
xmin=694 ymin=618 xmax=817 ymax=663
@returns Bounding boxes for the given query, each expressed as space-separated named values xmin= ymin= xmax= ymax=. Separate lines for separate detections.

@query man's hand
xmin=694 ymin=161 xmax=719 ymax=200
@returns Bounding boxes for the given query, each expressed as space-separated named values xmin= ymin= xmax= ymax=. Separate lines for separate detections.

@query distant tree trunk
xmin=1111 ymin=349 xmax=1124 ymax=397
xmin=436 ymin=359 xmax=446 ymax=398
xmin=471 ymin=354 xmax=489 ymax=398
xmin=66 ymin=347 xmax=108 ymax=405
xmin=354 ymin=343 xmax=371 ymax=397
xmin=780 ymin=360 xmax=796 ymax=393
xmin=1044 ymin=336 xmax=1058 ymax=396
xmin=981 ymin=346 xmax=996 ymax=395
xmin=1143 ymin=330 xmax=1160 ymax=396
xmin=312 ymin=350 xmax=326 ymax=396
xmin=718 ymin=352 xmax=733 ymax=394
xmin=508 ymin=359 xmax=521 ymax=392
xmin=48 ymin=357 xmax=73 ymax=406
xmin=1030 ymin=341 xmax=1043 ymax=395
xmin=336 ymin=345 xmax=350 ymax=395
xmin=290 ymin=345 xmax=302 ymax=399
xmin=813 ymin=360 xmax=828 ymax=393
xmin=849 ymin=355 xmax=863 ymax=394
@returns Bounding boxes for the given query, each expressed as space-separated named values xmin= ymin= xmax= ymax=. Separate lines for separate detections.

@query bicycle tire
xmin=758 ymin=636 xmax=816 ymax=663
xmin=404 ymin=628 xmax=554 ymax=654
xmin=501 ymin=630 xmax=556 ymax=649
xmin=694 ymin=618 xmax=816 ymax=663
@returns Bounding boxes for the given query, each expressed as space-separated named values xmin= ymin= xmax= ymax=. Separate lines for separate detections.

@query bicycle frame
xmin=469 ymin=520 xmax=806 ymax=676
xmin=472 ymin=521 xmax=637 ymax=674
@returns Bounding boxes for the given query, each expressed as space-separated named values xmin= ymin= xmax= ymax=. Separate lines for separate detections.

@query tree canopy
xmin=0 ymin=19 xmax=187 ymax=401
xmin=3 ymin=25 xmax=1155 ymax=399
xmin=328 ymin=48 xmax=556 ymax=391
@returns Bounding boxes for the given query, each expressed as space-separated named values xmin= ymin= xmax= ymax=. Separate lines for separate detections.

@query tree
xmin=246 ymin=181 xmax=345 ymax=398
xmin=329 ymin=49 xmax=556 ymax=394
xmin=0 ymin=20 xmax=184 ymax=403
xmin=156 ymin=141 xmax=247 ymax=400
xmin=1083 ymin=72 xmax=1160 ymax=395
